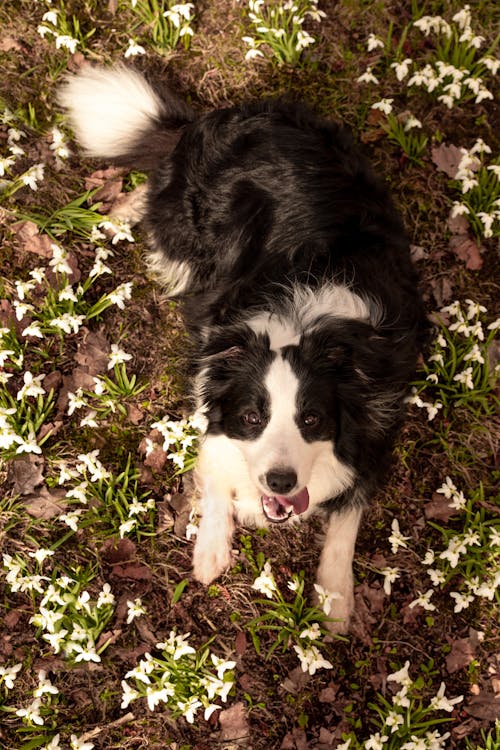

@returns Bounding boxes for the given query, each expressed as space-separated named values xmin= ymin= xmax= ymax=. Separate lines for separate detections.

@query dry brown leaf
xmin=24 ymin=487 xmax=67 ymax=519
xmin=144 ymin=446 xmax=168 ymax=472
xmin=429 ymin=276 xmax=454 ymax=308
xmin=424 ymin=493 xmax=458 ymax=522
xmin=100 ymin=537 xmax=137 ymax=565
xmin=449 ymin=235 xmax=483 ymax=270
xmin=7 ymin=455 xmax=45 ymax=495
xmin=12 ymin=220 xmax=53 ymax=257
xmin=235 ymin=630 xmax=247 ymax=656
xmin=74 ymin=328 xmax=109 ymax=375
xmin=281 ymin=728 xmax=309 ymax=750
xmin=0 ymin=37 xmax=23 ymax=52
xmin=464 ymin=692 xmax=500 ymax=721
xmin=446 ymin=635 xmax=477 ymax=674
xmin=111 ymin=563 xmax=153 ymax=580
xmin=218 ymin=701 xmax=250 ymax=741
xmin=431 ymin=143 xmax=464 ymax=179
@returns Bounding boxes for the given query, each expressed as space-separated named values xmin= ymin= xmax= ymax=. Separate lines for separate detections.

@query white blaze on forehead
xmin=247 ymin=282 xmax=376 ymax=352
xmin=265 ymin=354 xmax=300 ymax=435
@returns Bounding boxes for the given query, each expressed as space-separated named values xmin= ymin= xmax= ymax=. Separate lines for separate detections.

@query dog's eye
xmin=302 ymin=413 xmax=320 ymax=428
xmin=242 ymin=411 xmax=262 ymax=426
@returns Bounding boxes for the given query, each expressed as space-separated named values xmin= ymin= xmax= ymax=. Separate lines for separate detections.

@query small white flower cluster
xmin=251 ymin=563 xmax=334 ymax=674
xmin=56 ymin=451 xmax=156 ymax=538
xmin=163 ymin=2 xmax=194 ymax=41
xmin=121 ymin=631 xmax=235 ymax=722
xmin=149 ymin=410 xmax=208 ymax=472
xmin=358 ymin=6 xmax=498 ymax=110
xmin=408 ymin=300 xmax=499 ymax=420
xmin=449 ymin=140 xmax=499 ymax=239
xmin=2 ymin=553 xmax=115 ymax=665
xmin=37 ymin=5 xmax=79 ymax=54
xmin=1 ymin=663 xmax=94 ymax=749
xmin=337 ymin=662 xmax=462 ymax=749
xmin=243 ymin=0 xmax=326 ymax=65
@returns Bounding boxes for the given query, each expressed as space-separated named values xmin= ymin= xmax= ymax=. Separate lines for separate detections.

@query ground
xmin=0 ymin=1 xmax=498 ymax=750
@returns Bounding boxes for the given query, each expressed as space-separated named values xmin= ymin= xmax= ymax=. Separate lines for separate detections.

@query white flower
xmin=17 ymin=371 xmax=46 ymax=400
xmin=299 ymin=622 xmax=322 ymax=640
xmin=28 ymin=548 xmax=54 ymax=565
xmin=20 ymin=163 xmax=45 ymax=190
xmin=211 ymin=654 xmax=236 ymax=678
xmin=55 ymin=35 xmax=79 ymax=53
xmin=108 ymin=282 xmax=133 ymax=309
xmin=436 ymin=476 xmax=457 ymax=499
xmin=68 ymin=389 xmax=88 ymax=416
xmin=385 ymin=710 xmax=404 ymax=733
xmin=371 ymin=98 xmax=393 ymax=115
xmin=121 ymin=680 xmax=140 ymax=709
xmin=16 ymin=698 xmax=44 ymax=725
xmin=450 ymin=201 xmax=470 ymax=218
xmin=22 ymin=322 xmax=44 ymax=338
xmin=124 ymin=39 xmax=146 ymax=57
xmin=178 ymin=696 xmax=202 ymax=723
xmin=127 ymin=598 xmax=147 ymax=624
xmin=293 ymin=644 xmax=333 ymax=675
xmin=387 ymin=660 xmax=412 ymax=687
xmin=72 ymin=642 xmax=101 ymax=663
xmin=97 ymin=583 xmax=115 ymax=608
xmin=391 ymin=58 xmax=412 ymax=81
xmin=0 ymin=662 xmax=22 ymax=690
xmin=42 ymin=733 xmax=61 ymax=749
xmin=427 ymin=568 xmax=446 ymax=586
xmin=108 ymin=343 xmax=133 ymax=369
xmin=450 ymin=591 xmax=474 ymax=612
xmin=439 ymin=536 xmax=467 ymax=568
xmin=80 ymin=410 xmax=99 ymax=428
xmin=313 ymin=583 xmax=342 ymax=616
xmin=404 ymin=115 xmax=422 ymax=130
xmin=429 ymin=682 xmax=463 ymax=712
xmin=367 ymin=33 xmax=384 ymax=52
xmin=70 ymin=735 xmax=94 ymax=750
xmin=59 ymin=509 xmax=83 ymax=532
xmin=479 ymin=56 xmax=500 ymax=75
xmin=388 ymin=518 xmax=410 ymax=553
xmin=50 ymin=313 xmax=85 ymax=334
xmin=252 ymin=562 xmax=277 ymax=599
xmin=365 ymin=732 xmax=389 ymax=750
xmin=34 ymin=670 xmax=59 ymax=698
xmin=453 ymin=366 xmax=474 ymax=390
xmin=357 ymin=67 xmax=379 ymax=85
xmin=408 ymin=589 xmax=436 ymax=611
xmin=380 ymin=566 xmax=400 ymax=595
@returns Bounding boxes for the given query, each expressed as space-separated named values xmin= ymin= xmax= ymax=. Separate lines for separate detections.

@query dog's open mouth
xmin=261 ymin=487 xmax=310 ymax=523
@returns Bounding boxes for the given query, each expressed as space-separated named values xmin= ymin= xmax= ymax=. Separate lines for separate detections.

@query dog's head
xmin=195 ymin=316 xmax=404 ymax=523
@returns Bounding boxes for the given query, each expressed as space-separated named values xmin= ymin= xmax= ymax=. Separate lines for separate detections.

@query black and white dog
xmin=59 ymin=66 xmax=426 ymax=632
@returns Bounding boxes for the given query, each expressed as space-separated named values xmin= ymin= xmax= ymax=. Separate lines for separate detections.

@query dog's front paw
xmin=192 ymin=536 xmax=232 ymax=585
xmin=314 ymin=582 xmax=354 ymax=635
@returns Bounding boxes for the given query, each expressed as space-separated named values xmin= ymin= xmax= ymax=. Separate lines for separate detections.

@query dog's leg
xmin=315 ymin=503 xmax=363 ymax=634
xmin=192 ymin=476 xmax=235 ymax=584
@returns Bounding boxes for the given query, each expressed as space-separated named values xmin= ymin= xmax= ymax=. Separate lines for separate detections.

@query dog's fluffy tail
xmin=58 ymin=65 xmax=193 ymax=169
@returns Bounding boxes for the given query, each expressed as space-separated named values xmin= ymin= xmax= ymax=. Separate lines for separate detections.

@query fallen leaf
xmin=85 ymin=168 xmax=124 ymax=212
xmin=7 ymin=455 xmax=45 ymax=495
xmin=218 ymin=702 xmax=250 ymax=741
xmin=235 ymin=630 xmax=247 ymax=656
xmin=24 ymin=487 xmax=67 ymax=519
xmin=431 ymin=143 xmax=464 ymax=179
xmin=144 ymin=446 xmax=168 ymax=473
xmin=281 ymin=728 xmax=309 ymax=750
xmin=446 ymin=635 xmax=478 ymax=673
xmin=12 ymin=220 xmax=53 ymax=257
xmin=429 ymin=276 xmax=454 ymax=307
xmin=100 ymin=537 xmax=137 ymax=565
xmin=464 ymin=692 xmax=500 ymax=721
xmin=449 ymin=235 xmax=483 ymax=270
xmin=0 ymin=36 xmax=23 ymax=52
xmin=74 ymin=329 xmax=109 ymax=374
xmin=127 ymin=404 xmax=144 ymax=424
xmin=319 ymin=684 xmax=339 ymax=703
xmin=410 ymin=245 xmax=428 ymax=262
xmin=424 ymin=493 xmax=457 ymax=522
xmin=111 ymin=564 xmax=153 ymax=580
xmin=280 ymin=666 xmax=311 ymax=695
xmin=447 ymin=211 xmax=469 ymax=235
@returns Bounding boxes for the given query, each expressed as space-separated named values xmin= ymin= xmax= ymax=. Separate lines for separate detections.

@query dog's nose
xmin=266 ymin=469 xmax=297 ymax=495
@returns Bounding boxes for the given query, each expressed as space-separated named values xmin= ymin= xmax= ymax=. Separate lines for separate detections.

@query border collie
xmin=59 ymin=66 xmax=426 ymax=633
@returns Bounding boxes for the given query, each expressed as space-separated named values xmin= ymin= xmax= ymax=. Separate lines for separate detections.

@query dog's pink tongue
xmin=281 ymin=487 xmax=309 ymax=514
